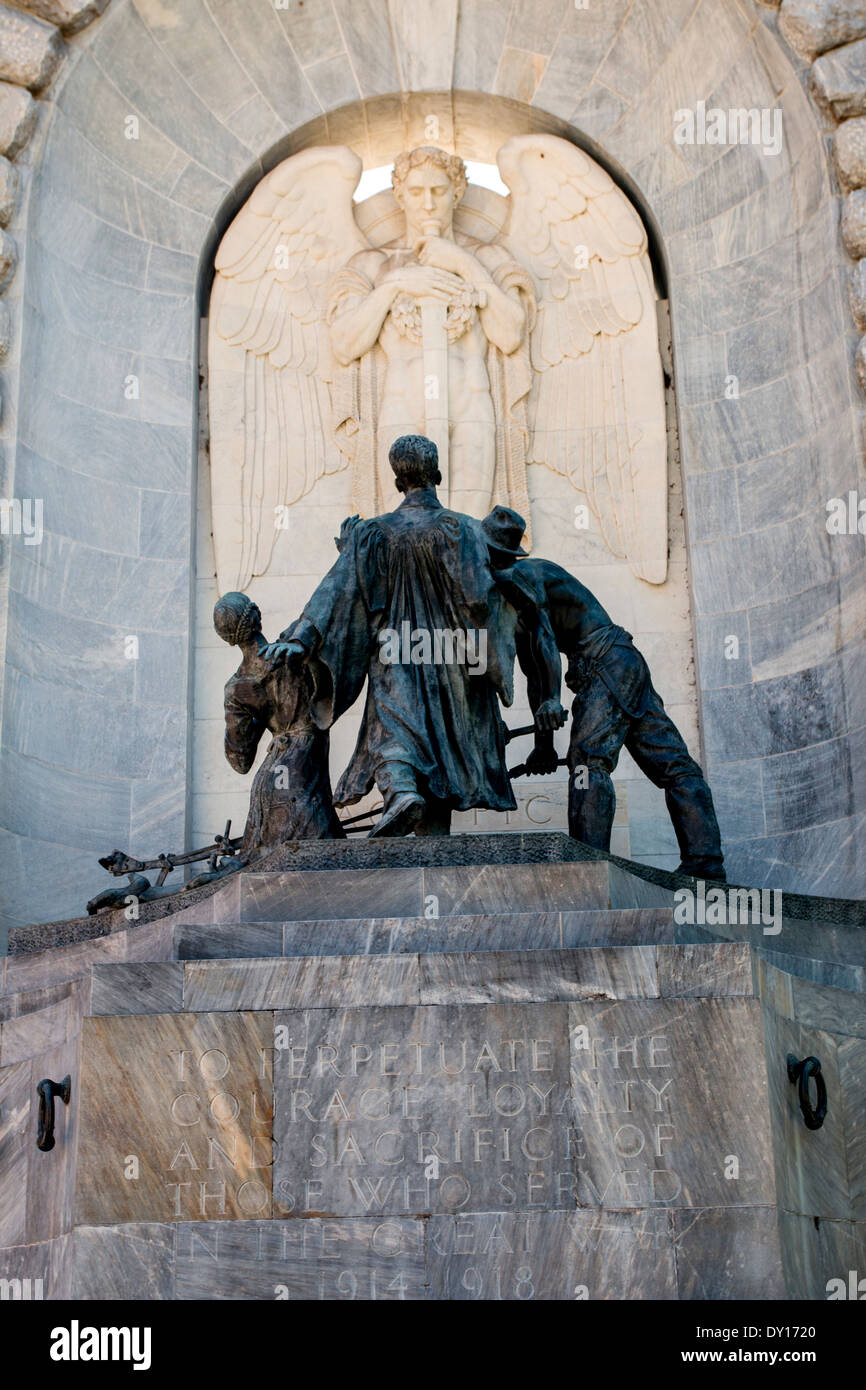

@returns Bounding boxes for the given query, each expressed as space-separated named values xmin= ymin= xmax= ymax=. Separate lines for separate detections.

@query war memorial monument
xmin=0 ymin=0 xmax=865 ymax=1327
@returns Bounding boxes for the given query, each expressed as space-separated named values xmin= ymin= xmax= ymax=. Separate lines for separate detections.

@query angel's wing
xmin=208 ymin=145 xmax=370 ymax=594
xmin=497 ymin=134 xmax=668 ymax=584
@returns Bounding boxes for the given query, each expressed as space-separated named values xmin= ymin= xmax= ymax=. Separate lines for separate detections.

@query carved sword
xmin=420 ymin=298 xmax=450 ymax=502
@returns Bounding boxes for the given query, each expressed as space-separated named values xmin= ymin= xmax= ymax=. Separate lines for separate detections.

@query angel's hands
xmin=382 ymin=263 xmax=465 ymax=301
xmin=416 ymin=236 xmax=479 ymax=283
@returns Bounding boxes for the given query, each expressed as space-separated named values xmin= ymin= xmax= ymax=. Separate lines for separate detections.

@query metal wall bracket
xmin=36 ymin=1075 xmax=71 ymax=1152
xmin=786 ymin=1054 xmax=827 ymax=1131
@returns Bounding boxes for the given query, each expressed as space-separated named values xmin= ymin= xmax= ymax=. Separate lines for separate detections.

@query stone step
xmin=211 ymin=859 xmax=626 ymax=929
xmin=88 ymin=940 xmax=752 ymax=1016
xmin=7 ymin=832 xmax=671 ymax=956
xmin=175 ymin=905 xmax=677 ymax=960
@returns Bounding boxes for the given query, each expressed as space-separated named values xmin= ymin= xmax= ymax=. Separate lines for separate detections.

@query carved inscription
xmin=568 ymin=999 xmax=775 ymax=1209
xmin=570 ymin=1023 xmax=681 ymax=1206
xmin=175 ymin=1219 xmax=426 ymax=1301
xmin=272 ymin=1005 xmax=576 ymax=1217
xmin=163 ymin=1039 xmax=274 ymax=1220
xmin=77 ymin=998 xmax=772 ymax=1244
xmin=427 ymin=1211 xmax=677 ymax=1300
xmin=76 ymin=1013 xmax=274 ymax=1225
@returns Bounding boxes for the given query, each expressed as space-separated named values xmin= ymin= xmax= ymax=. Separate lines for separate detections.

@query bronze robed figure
xmin=264 ymin=435 xmax=565 ymax=838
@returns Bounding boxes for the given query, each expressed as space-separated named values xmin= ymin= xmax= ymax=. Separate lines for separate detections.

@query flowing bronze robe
xmin=290 ymin=491 xmax=519 ymax=811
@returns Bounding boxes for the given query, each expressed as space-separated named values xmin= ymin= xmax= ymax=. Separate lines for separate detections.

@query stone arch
xmin=195 ymin=90 xmax=673 ymax=311
xmin=1 ymin=0 xmax=862 ymax=934
xmin=195 ymin=93 xmax=681 ymax=853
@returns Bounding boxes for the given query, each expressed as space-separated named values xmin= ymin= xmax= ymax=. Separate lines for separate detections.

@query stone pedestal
xmin=67 ymin=839 xmax=781 ymax=1300
xmin=4 ymin=834 xmax=863 ymax=1301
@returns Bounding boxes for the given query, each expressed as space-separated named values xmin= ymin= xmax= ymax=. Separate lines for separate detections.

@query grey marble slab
xmin=0 ymin=979 xmax=73 ymax=1023
xmin=71 ymin=1223 xmax=174 ymax=1301
xmin=422 ymin=862 xmax=610 ymax=915
xmin=331 ymin=0 xmax=400 ymax=96
xmin=657 ymin=943 xmax=753 ymax=997
xmin=207 ymin=874 xmax=240 ymax=924
xmin=174 ymin=1217 xmax=426 ymax=1301
xmin=702 ymin=657 xmax=848 ymax=763
xmin=0 ymin=996 xmax=71 ymax=1065
xmin=760 ymin=924 xmax=866 ymax=979
xmin=761 ymin=737 xmax=855 ymax=836
xmin=777 ymin=1209 xmax=866 ymax=1300
xmin=562 ymin=908 xmax=674 ymax=946
xmin=273 ymin=1002 xmax=573 ymax=1218
xmin=755 ymin=956 xmax=795 ymax=1018
xmin=761 ymin=1009 xmax=850 ymax=1221
xmin=24 ymin=1035 xmax=80 ymax=1245
xmin=672 ymin=1207 xmax=784 ymax=1299
xmin=175 ymin=909 xmax=677 ymax=962
xmin=419 ymin=947 xmax=659 ymax=1006
xmin=0 ymin=1058 xmax=30 ymax=1247
xmin=790 ymin=972 xmax=866 ymax=1039
xmin=183 ymin=955 xmax=420 ymax=1013
xmin=357 ymin=911 xmax=560 ymax=955
xmin=174 ymin=921 xmax=283 ymax=961
xmin=238 ymin=868 xmax=424 ymax=923
xmin=837 ymin=1035 xmax=866 ymax=1219
xmin=91 ymin=962 xmax=183 ymax=1016
xmin=5 ymin=934 xmax=127 ymax=993
xmin=768 ymin=948 xmax=866 ymax=997
xmin=123 ymin=919 xmax=174 ymax=964
xmin=608 ymin=865 xmax=676 ymax=911
xmin=93 ymin=8 xmax=253 ymax=186
xmin=0 ymin=1233 xmax=72 ymax=1301
xmin=569 ymin=997 xmax=775 ymax=1209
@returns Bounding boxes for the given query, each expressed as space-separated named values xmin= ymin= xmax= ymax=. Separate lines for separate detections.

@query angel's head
xmin=214 ymin=592 xmax=262 ymax=648
xmin=392 ymin=147 xmax=467 ymax=240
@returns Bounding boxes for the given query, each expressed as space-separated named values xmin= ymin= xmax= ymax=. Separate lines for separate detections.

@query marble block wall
xmin=756 ymin=953 xmax=866 ymax=1297
xmin=0 ymin=0 xmax=864 ymax=940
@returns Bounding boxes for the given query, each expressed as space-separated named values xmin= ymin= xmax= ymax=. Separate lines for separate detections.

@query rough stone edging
xmin=769 ymin=0 xmax=866 ymax=399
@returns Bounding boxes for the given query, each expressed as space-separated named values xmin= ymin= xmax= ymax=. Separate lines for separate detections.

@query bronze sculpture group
xmin=217 ymin=434 xmax=726 ymax=881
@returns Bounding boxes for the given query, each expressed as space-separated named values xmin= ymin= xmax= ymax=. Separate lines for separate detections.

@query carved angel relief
xmin=208 ymin=135 xmax=668 ymax=595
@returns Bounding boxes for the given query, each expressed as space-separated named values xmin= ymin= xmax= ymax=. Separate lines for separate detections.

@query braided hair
xmin=213 ymin=592 xmax=261 ymax=647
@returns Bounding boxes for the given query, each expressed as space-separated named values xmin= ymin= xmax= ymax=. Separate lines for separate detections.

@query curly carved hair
xmin=389 ymin=434 xmax=441 ymax=493
xmin=213 ymin=591 xmax=261 ymax=647
xmin=392 ymin=146 xmax=467 ymax=202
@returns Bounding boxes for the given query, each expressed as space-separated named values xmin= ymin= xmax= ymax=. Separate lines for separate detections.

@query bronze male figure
xmin=484 ymin=507 xmax=726 ymax=880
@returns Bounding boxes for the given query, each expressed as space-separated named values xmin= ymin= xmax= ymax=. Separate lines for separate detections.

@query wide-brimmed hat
xmin=482 ymin=506 xmax=528 ymax=559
